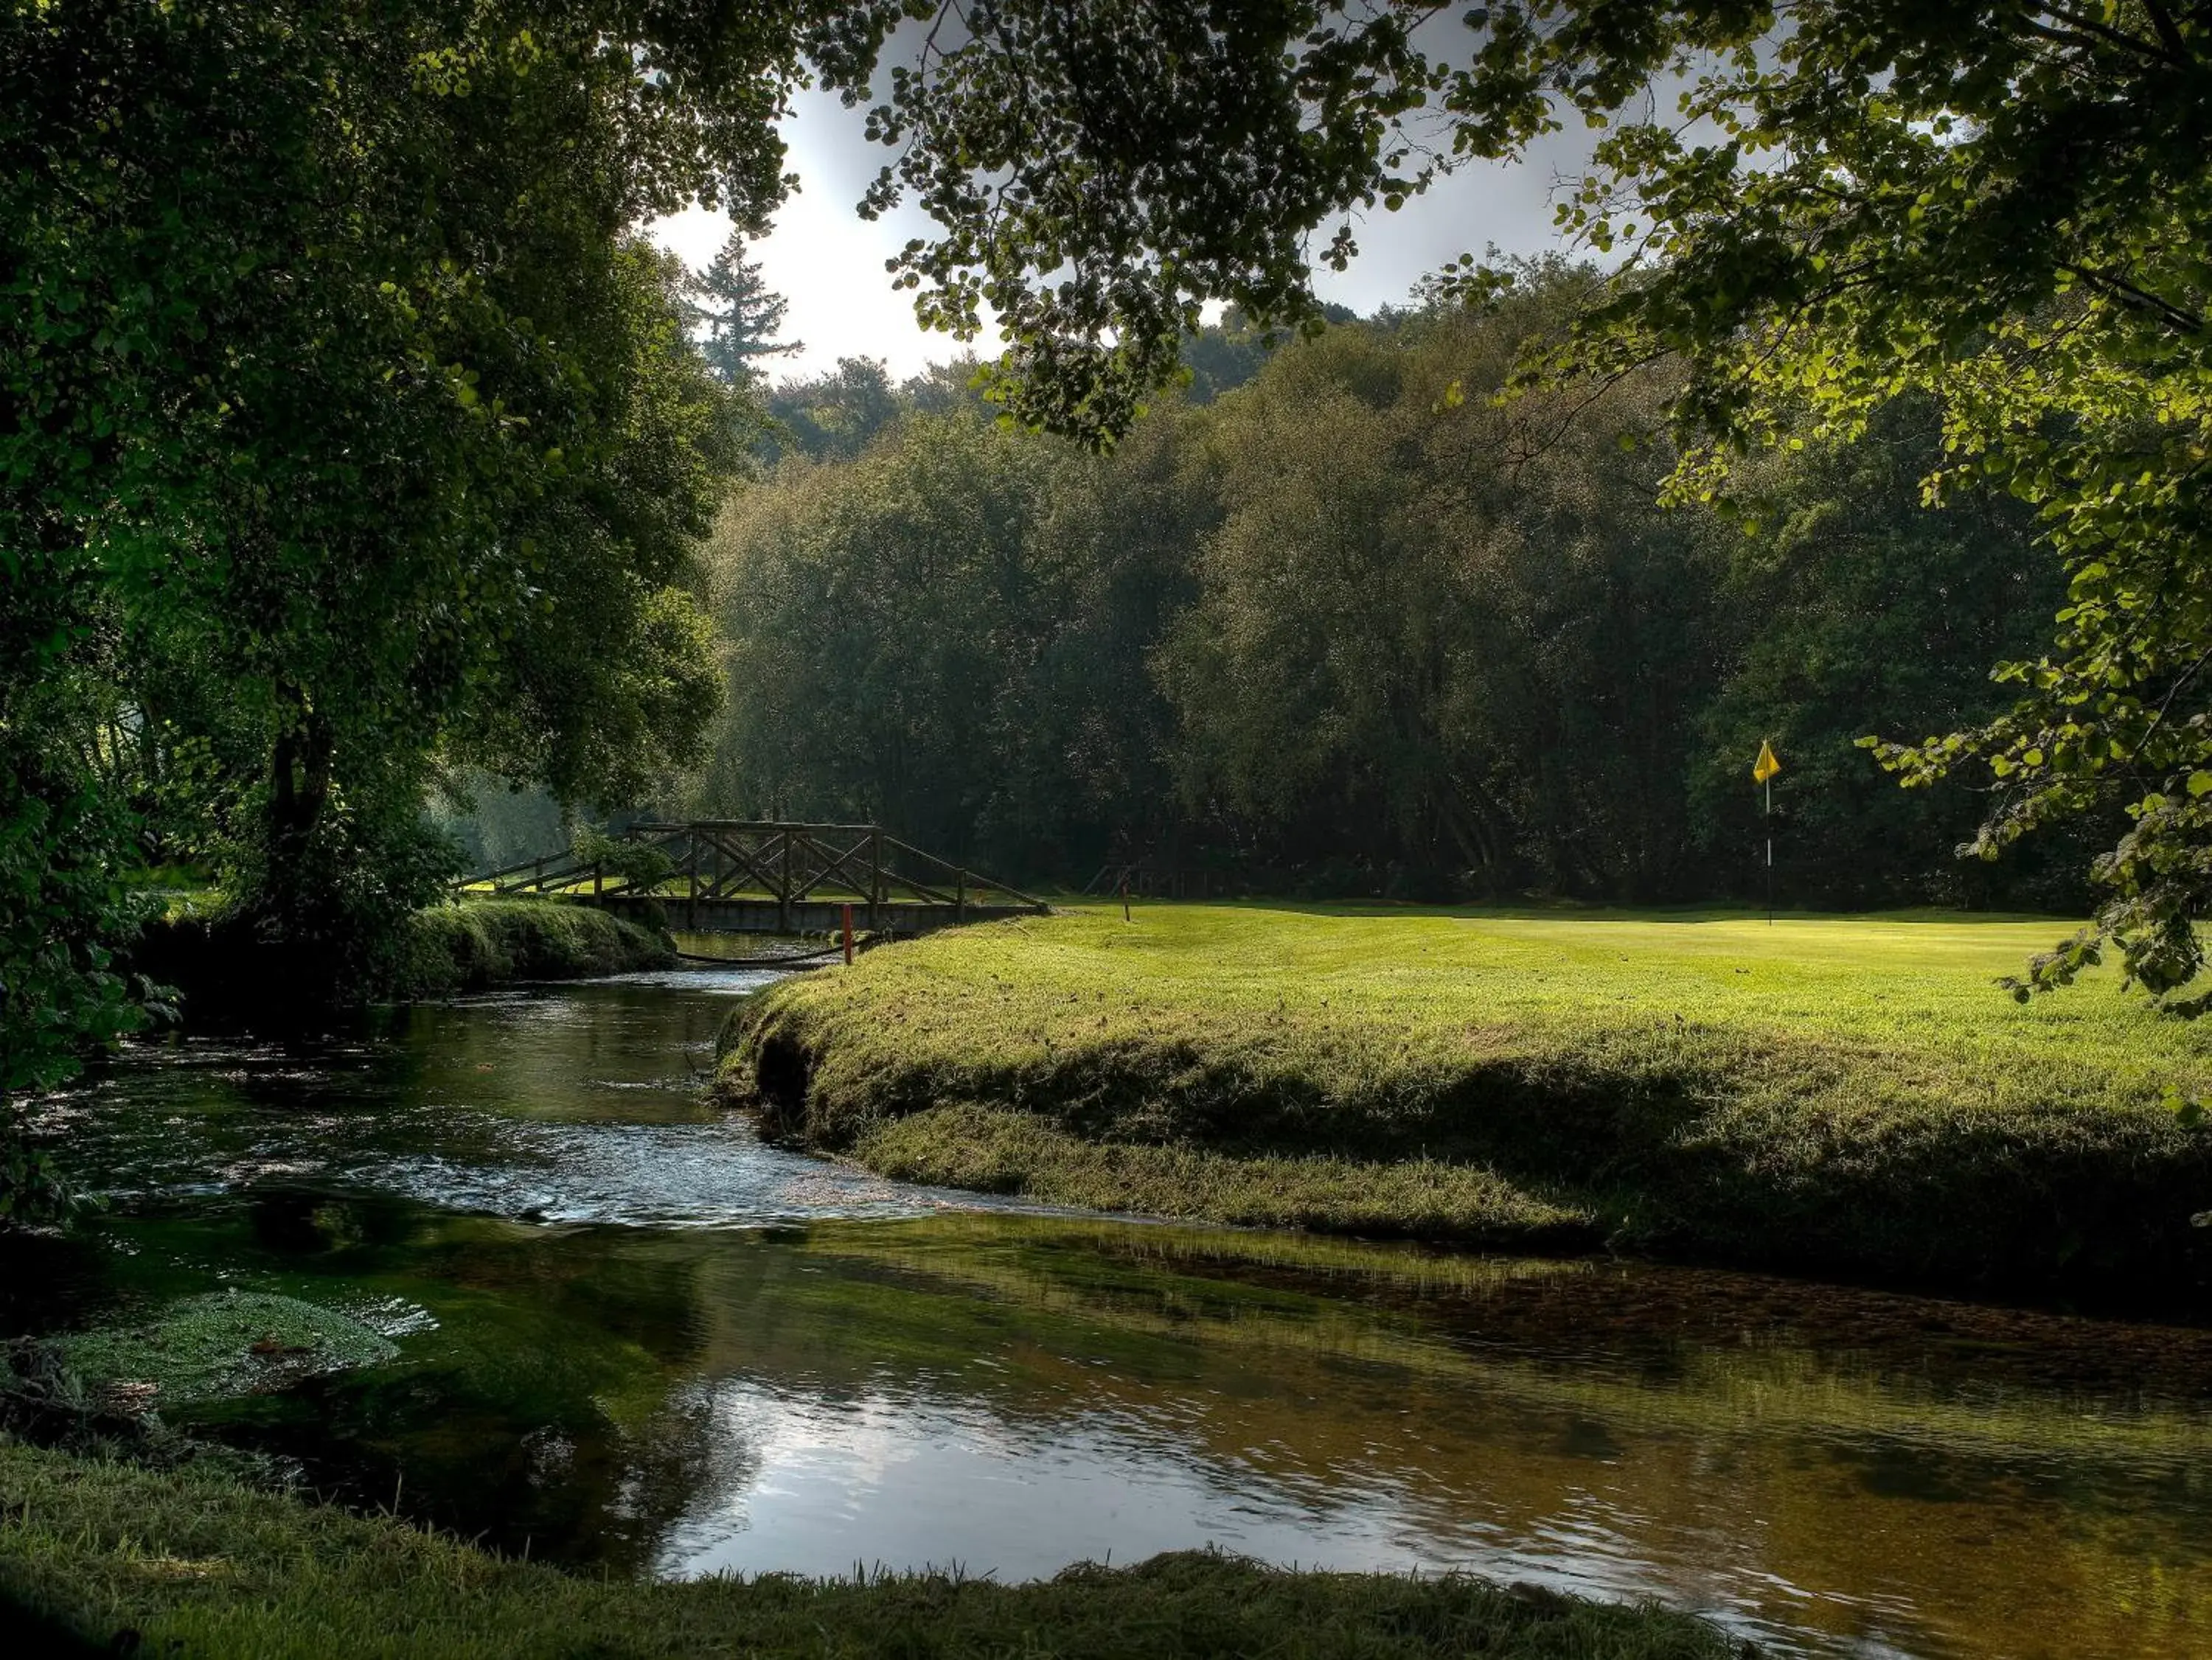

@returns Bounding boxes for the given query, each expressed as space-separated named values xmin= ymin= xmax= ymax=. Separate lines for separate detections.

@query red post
xmin=841 ymin=902 xmax=855 ymax=965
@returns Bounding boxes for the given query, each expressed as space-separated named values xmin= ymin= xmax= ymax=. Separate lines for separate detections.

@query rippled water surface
xmin=11 ymin=967 xmax=2212 ymax=1659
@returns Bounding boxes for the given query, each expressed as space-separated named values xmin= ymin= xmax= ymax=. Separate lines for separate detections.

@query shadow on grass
xmin=3 ymin=1589 xmax=105 ymax=1657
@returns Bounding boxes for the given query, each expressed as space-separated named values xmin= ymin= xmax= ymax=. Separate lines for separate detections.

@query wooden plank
xmin=880 ymin=868 xmax=957 ymax=907
xmin=470 ymin=851 xmax=566 ymax=887
xmin=598 ymin=893 xmax=1043 ymax=938
xmin=698 ymin=829 xmax=782 ymax=899
xmin=776 ymin=828 xmax=792 ymax=932
xmin=631 ymin=819 xmax=880 ymax=837
xmin=787 ymin=831 xmax=876 ymax=902
xmin=883 ymin=837 xmax=1048 ymax=910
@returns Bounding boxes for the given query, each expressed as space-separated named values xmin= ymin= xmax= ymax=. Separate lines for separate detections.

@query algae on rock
xmin=58 ymin=1290 xmax=400 ymax=1408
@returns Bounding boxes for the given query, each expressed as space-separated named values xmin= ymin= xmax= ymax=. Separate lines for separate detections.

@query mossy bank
xmin=0 ymin=1441 xmax=1739 ymax=1659
xmin=394 ymin=897 xmax=675 ymax=995
xmin=135 ymin=897 xmax=675 ymax=1015
xmin=716 ymin=904 xmax=2212 ymax=1308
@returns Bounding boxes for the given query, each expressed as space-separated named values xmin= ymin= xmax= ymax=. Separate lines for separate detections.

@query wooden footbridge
xmin=462 ymin=821 xmax=1048 ymax=938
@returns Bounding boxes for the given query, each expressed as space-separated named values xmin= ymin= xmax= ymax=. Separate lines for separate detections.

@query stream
xmin=8 ymin=964 xmax=2211 ymax=1659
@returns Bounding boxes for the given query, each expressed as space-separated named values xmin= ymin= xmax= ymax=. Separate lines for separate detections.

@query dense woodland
xmin=589 ymin=270 xmax=2088 ymax=910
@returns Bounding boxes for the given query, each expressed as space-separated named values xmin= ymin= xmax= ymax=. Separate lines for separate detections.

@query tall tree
xmin=1690 ymin=400 xmax=2086 ymax=911
xmin=698 ymin=287 xmax=2046 ymax=905
xmin=700 ymin=411 xmax=1099 ymax=869
xmin=1161 ymin=284 xmax=1719 ymax=899
xmin=686 ymin=229 xmax=803 ymax=387
xmin=2 ymin=0 xmax=901 ymax=1039
xmin=1447 ymin=2 xmax=2212 ymax=1003
xmin=762 ymin=357 xmax=908 ymax=461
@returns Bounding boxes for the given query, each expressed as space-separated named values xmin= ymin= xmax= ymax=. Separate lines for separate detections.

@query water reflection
xmin=30 ymin=970 xmax=1032 ymax=1228
xmin=10 ymin=970 xmax=2212 ymax=1660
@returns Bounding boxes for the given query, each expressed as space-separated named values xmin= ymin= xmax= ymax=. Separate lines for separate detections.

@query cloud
xmin=650 ymin=86 xmax=1602 ymax=386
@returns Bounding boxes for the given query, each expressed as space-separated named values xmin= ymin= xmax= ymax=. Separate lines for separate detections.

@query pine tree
xmin=686 ymin=230 xmax=800 ymax=387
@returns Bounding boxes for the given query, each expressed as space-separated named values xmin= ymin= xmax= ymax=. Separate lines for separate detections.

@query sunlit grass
xmin=863 ymin=1103 xmax=1594 ymax=1244
xmin=719 ymin=903 xmax=2212 ymax=1300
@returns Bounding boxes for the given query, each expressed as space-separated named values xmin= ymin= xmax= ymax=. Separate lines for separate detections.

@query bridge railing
xmin=459 ymin=820 xmax=1047 ymax=931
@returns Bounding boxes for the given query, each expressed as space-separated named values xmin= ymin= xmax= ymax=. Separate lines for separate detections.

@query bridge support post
xmin=868 ymin=829 xmax=882 ymax=932
xmin=777 ymin=828 xmax=793 ymax=934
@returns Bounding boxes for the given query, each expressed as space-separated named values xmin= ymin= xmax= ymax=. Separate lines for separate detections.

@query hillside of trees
xmin=678 ymin=270 xmax=2095 ymax=910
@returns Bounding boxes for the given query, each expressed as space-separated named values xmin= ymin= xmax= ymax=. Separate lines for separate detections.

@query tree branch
xmin=2059 ymin=262 xmax=2208 ymax=336
xmin=2133 ymin=0 xmax=2197 ymax=66
xmin=2038 ymin=3 xmax=2188 ymax=68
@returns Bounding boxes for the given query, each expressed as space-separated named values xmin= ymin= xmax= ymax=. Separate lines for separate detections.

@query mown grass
xmin=0 ymin=1442 xmax=1742 ymax=1659
xmin=717 ymin=904 xmax=2212 ymax=1303
xmin=399 ymin=898 xmax=675 ymax=996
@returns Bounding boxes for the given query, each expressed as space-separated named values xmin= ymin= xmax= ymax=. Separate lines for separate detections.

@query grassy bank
xmin=132 ymin=896 xmax=675 ymax=1014
xmin=716 ymin=904 xmax=2212 ymax=1304
xmin=0 ymin=1442 xmax=1738 ymax=1659
xmin=397 ymin=897 xmax=675 ymax=995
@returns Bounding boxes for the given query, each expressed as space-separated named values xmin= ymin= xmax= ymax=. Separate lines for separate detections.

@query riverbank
xmin=716 ymin=904 xmax=2212 ymax=1307
xmin=397 ymin=897 xmax=676 ymax=994
xmin=0 ymin=1440 xmax=1739 ymax=1659
xmin=133 ymin=896 xmax=676 ymax=1015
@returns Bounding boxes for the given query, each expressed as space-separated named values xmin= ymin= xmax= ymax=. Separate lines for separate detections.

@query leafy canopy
xmin=1 ymin=0 xmax=911 ymax=1066
xmin=701 ymin=281 xmax=2059 ymax=905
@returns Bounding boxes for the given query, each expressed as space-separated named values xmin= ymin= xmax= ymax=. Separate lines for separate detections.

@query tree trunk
xmin=264 ymin=690 xmax=334 ymax=910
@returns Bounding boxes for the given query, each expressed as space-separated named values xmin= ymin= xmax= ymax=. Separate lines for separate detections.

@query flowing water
xmin=10 ymin=966 xmax=2212 ymax=1659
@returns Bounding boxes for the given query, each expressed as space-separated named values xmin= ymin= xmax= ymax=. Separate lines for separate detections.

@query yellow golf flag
xmin=1753 ymin=740 xmax=1782 ymax=784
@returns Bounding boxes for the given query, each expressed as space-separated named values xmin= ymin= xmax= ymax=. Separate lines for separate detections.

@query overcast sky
xmin=651 ymin=86 xmax=1601 ymax=386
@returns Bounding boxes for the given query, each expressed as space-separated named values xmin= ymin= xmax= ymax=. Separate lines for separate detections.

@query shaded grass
xmin=717 ymin=904 xmax=2212 ymax=1304
xmin=131 ymin=897 xmax=675 ymax=1013
xmin=0 ymin=1442 xmax=1743 ymax=1659
xmin=399 ymin=899 xmax=675 ymax=996
xmin=864 ymin=1104 xmax=1596 ymax=1246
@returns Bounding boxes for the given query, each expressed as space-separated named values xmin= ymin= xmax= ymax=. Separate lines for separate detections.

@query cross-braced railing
xmin=460 ymin=820 xmax=1046 ymax=934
